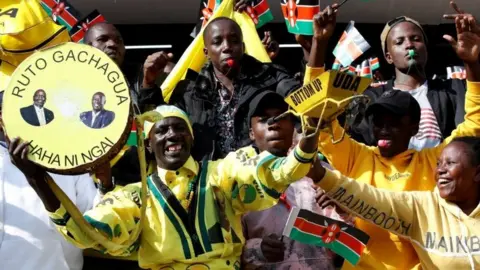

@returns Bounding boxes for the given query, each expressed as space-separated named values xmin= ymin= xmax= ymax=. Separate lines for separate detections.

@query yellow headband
xmin=143 ymin=105 xmax=194 ymax=139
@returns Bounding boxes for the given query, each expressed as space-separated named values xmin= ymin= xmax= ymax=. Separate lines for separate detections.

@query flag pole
xmin=337 ymin=0 xmax=351 ymax=9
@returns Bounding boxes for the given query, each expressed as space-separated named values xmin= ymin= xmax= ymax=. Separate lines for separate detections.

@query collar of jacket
xmin=193 ymin=55 xmax=272 ymax=99
xmin=156 ymin=156 xmax=199 ymax=184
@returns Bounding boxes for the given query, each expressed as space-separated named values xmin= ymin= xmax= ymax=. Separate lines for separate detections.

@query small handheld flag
xmin=369 ymin=57 xmax=380 ymax=71
xmin=332 ymin=59 xmax=342 ymax=70
xmin=333 ymin=21 xmax=371 ymax=67
xmin=280 ymin=0 xmax=320 ymax=35
xmin=360 ymin=59 xmax=372 ymax=78
xmin=244 ymin=0 xmax=274 ymax=28
xmin=191 ymin=0 xmax=222 ymax=38
xmin=283 ymin=207 xmax=370 ymax=266
xmin=41 ymin=0 xmax=82 ymax=31
xmin=447 ymin=66 xmax=466 ymax=80
xmin=69 ymin=10 xmax=106 ymax=43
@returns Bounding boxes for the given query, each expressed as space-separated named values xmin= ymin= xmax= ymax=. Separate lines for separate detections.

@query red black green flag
xmin=243 ymin=0 xmax=274 ymax=28
xmin=280 ymin=0 xmax=320 ymax=35
xmin=40 ymin=0 xmax=82 ymax=31
xmin=190 ymin=0 xmax=274 ymax=38
xmin=190 ymin=0 xmax=223 ymax=38
xmin=69 ymin=10 xmax=106 ymax=43
xmin=283 ymin=207 xmax=370 ymax=266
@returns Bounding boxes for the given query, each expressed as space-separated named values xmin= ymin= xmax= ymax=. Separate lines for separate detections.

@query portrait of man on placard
xmin=20 ymin=89 xmax=55 ymax=126
xmin=80 ymin=92 xmax=115 ymax=129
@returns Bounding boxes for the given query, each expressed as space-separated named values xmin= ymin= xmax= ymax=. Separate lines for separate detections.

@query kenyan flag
xmin=69 ymin=10 xmax=106 ymax=43
xmin=244 ymin=0 xmax=274 ymax=28
xmin=126 ymin=121 xmax=147 ymax=146
xmin=280 ymin=0 xmax=319 ymax=35
xmin=41 ymin=0 xmax=82 ymax=31
xmin=190 ymin=0 xmax=273 ymax=38
xmin=190 ymin=0 xmax=223 ymax=38
xmin=283 ymin=207 xmax=370 ymax=266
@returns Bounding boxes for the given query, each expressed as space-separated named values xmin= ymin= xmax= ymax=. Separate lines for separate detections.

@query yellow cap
xmin=144 ymin=105 xmax=193 ymax=139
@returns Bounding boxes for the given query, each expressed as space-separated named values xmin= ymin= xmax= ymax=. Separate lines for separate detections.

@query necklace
xmin=181 ymin=177 xmax=198 ymax=210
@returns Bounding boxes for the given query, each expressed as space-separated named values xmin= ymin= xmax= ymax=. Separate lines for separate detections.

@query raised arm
xmin=319 ymin=120 xmax=373 ymax=176
xmin=8 ymin=138 xmax=141 ymax=256
xmin=212 ymin=130 xmax=320 ymax=214
xmin=434 ymin=10 xmax=480 ymax=155
xmin=49 ymin=184 xmax=143 ymax=256
xmin=310 ymin=161 xmax=421 ymax=238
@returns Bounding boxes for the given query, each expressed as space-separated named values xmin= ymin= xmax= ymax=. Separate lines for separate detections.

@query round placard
xmin=2 ymin=42 xmax=132 ymax=174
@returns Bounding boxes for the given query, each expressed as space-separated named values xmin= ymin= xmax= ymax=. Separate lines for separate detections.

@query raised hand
xmin=444 ymin=1 xmax=480 ymax=35
xmin=261 ymin=31 xmax=280 ymax=60
xmin=234 ymin=0 xmax=248 ymax=13
xmin=443 ymin=1 xmax=480 ymax=63
xmin=142 ymin=51 xmax=174 ymax=88
xmin=313 ymin=4 xmax=338 ymax=42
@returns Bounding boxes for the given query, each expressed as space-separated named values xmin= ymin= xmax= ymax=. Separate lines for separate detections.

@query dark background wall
xmin=117 ymin=22 xmax=463 ymax=80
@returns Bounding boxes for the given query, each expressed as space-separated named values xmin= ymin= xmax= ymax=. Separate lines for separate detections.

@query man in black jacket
xmin=349 ymin=15 xmax=466 ymax=150
xmin=165 ymin=12 xmax=333 ymax=161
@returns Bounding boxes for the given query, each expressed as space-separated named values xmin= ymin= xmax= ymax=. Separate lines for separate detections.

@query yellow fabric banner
xmin=0 ymin=0 xmax=70 ymax=66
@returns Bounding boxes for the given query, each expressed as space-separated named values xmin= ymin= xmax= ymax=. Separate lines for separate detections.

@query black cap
xmin=248 ymin=91 xmax=288 ymax=128
xmin=365 ymin=90 xmax=421 ymax=124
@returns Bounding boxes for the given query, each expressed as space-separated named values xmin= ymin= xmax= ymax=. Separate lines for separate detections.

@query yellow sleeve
xmin=434 ymin=81 xmax=480 ymax=156
xmin=48 ymin=184 xmax=143 ymax=257
xmin=212 ymin=145 xmax=316 ymax=214
xmin=319 ymin=120 xmax=373 ymax=175
xmin=317 ymin=169 xmax=419 ymax=238
xmin=303 ymin=66 xmax=325 ymax=84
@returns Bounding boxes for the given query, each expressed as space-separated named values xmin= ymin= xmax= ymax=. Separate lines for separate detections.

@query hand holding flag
xmin=312 ymin=4 xmax=338 ymax=42
xmin=283 ymin=207 xmax=370 ymax=266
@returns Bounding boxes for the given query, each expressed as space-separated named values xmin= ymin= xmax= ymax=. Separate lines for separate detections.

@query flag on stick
xmin=447 ymin=66 xmax=466 ymax=79
xmin=280 ymin=0 xmax=320 ymax=35
xmin=190 ymin=0 xmax=222 ymax=38
xmin=283 ymin=207 xmax=370 ymax=266
xmin=244 ymin=0 xmax=274 ymax=28
xmin=41 ymin=0 xmax=82 ymax=31
xmin=69 ymin=10 xmax=106 ymax=43
xmin=369 ymin=57 xmax=380 ymax=71
xmin=333 ymin=21 xmax=370 ymax=67
xmin=360 ymin=59 xmax=372 ymax=78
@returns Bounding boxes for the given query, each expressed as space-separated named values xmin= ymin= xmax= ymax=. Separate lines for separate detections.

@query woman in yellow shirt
xmin=312 ymin=135 xmax=480 ymax=269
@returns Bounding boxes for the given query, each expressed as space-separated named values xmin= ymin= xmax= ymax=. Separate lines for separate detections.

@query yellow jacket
xmin=318 ymin=169 xmax=480 ymax=270
xmin=49 ymin=145 xmax=316 ymax=269
xmin=318 ymin=81 xmax=480 ymax=269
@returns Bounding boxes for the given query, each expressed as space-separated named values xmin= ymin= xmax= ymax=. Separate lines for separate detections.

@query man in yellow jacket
xmin=9 ymin=104 xmax=320 ymax=270
xmin=314 ymin=5 xmax=480 ymax=270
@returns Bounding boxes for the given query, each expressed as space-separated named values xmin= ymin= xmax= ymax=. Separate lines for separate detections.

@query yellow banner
xmin=285 ymin=70 xmax=372 ymax=120
xmin=0 ymin=0 xmax=70 ymax=66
